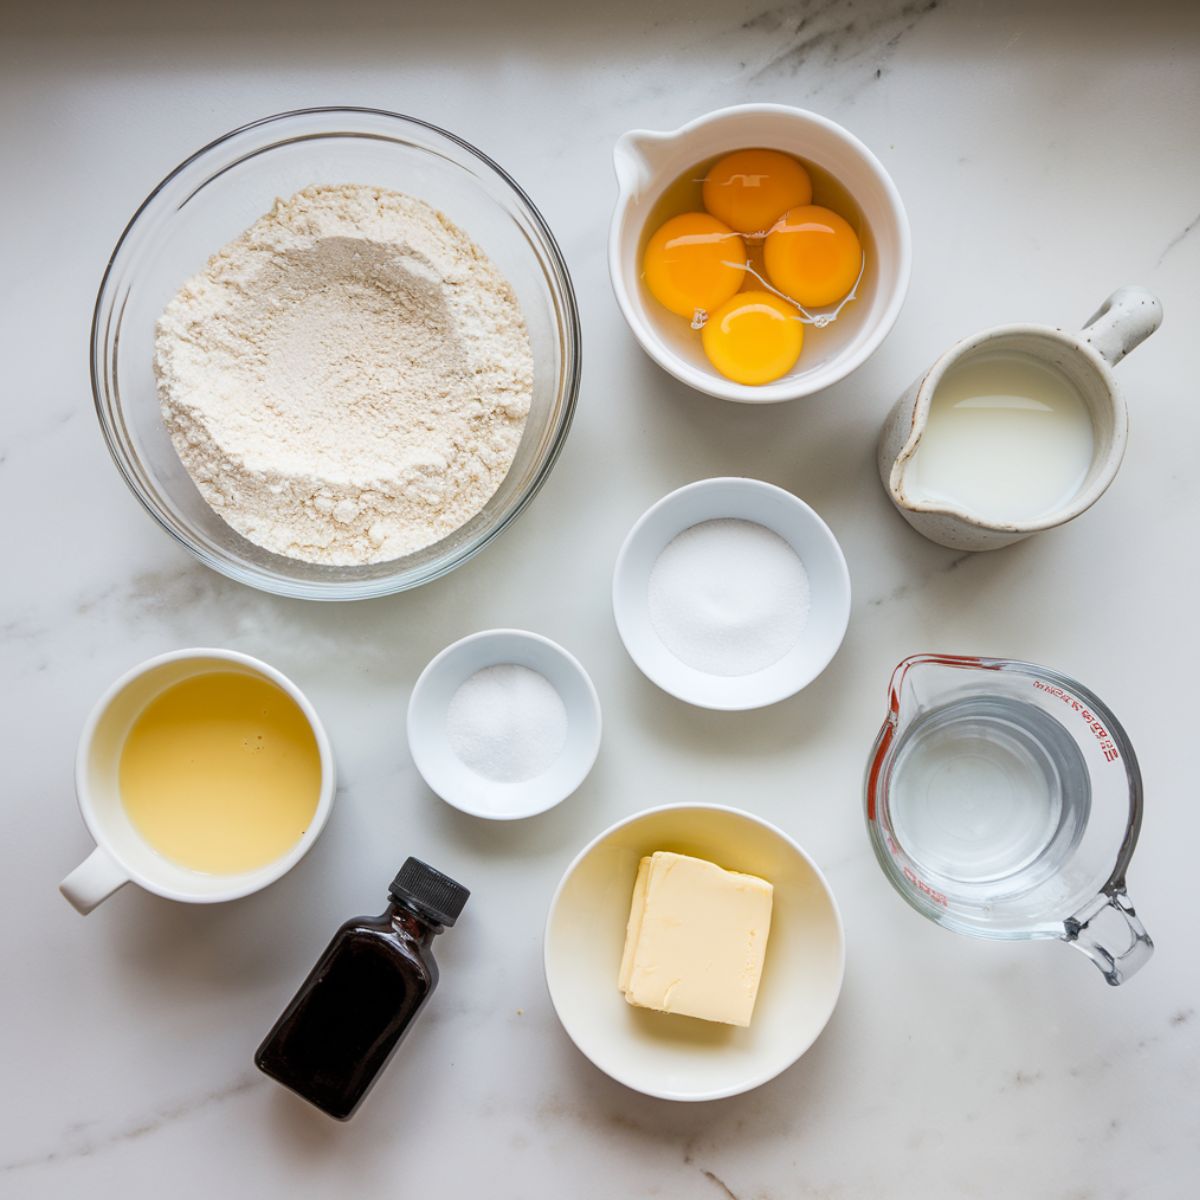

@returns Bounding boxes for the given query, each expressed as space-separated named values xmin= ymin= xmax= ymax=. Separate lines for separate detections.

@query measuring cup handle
xmin=1081 ymin=286 xmax=1163 ymax=367
xmin=1064 ymin=889 xmax=1153 ymax=986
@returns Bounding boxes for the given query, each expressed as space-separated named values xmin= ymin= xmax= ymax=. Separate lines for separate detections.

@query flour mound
xmin=154 ymin=184 xmax=533 ymax=565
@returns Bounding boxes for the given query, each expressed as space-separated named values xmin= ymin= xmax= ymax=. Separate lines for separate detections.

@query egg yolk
xmin=642 ymin=212 xmax=747 ymax=320
xmin=763 ymin=205 xmax=862 ymax=307
xmin=702 ymin=149 xmax=813 ymax=235
xmin=701 ymin=291 xmax=804 ymax=385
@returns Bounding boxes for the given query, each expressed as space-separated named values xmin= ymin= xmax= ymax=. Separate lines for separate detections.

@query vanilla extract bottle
xmin=255 ymin=857 xmax=469 ymax=1119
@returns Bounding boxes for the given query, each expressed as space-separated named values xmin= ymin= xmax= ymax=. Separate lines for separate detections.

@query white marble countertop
xmin=3 ymin=1 xmax=1198 ymax=1196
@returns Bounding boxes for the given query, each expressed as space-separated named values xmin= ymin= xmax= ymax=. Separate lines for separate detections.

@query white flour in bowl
xmin=154 ymin=184 xmax=533 ymax=565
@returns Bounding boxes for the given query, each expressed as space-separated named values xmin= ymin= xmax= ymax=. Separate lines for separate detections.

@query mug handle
xmin=1064 ymin=889 xmax=1153 ymax=986
xmin=60 ymin=846 xmax=129 ymax=914
xmin=1081 ymin=286 xmax=1163 ymax=367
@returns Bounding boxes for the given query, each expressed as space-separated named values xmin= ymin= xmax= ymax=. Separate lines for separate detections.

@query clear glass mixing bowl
xmin=91 ymin=108 xmax=581 ymax=600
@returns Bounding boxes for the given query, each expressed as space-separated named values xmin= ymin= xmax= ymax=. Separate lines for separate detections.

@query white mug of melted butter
xmin=59 ymin=649 xmax=334 ymax=913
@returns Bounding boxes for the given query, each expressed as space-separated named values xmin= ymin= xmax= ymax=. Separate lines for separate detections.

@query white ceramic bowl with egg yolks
xmin=544 ymin=803 xmax=846 ymax=1102
xmin=613 ymin=477 xmax=851 ymax=710
xmin=610 ymin=103 xmax=911 ymax=403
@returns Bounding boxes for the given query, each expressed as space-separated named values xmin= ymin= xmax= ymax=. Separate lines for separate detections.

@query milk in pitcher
xmin=904 ymin=352 xmax=1094 ymax=524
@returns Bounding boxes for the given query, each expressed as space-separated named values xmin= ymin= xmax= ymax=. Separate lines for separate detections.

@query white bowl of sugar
xmin=407 ymin=629 xmax=602 ymax=819
xmin=613 ymin=478 xmax=850 ymax=710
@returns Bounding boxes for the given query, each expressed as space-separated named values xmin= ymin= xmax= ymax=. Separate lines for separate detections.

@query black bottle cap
xmin=389 ymin=858 xmax=470 ymax=927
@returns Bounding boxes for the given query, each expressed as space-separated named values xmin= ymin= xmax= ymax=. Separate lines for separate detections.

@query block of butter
xmin=618 ymin=851 xmax=773 ymax=1027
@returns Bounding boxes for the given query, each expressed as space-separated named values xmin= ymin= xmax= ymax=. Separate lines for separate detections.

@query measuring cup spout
xmin=886 ymin=653 xmax=999 ymax=719
xmin=1063 ymin=889 xmax=1153 ymax=986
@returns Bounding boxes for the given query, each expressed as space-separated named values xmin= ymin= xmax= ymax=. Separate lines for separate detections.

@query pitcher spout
xmin=877 ymin=370 xmax=932 ymax=514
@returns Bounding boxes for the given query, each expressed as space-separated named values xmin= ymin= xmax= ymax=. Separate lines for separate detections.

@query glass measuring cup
xmin=865 ymin=654 xmax=1152 ymax=985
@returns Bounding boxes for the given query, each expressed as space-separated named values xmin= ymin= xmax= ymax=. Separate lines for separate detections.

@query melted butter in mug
xmin=904 ymin=352 xmax=1095 ymax=524
xmin=119 ymin=672 xmax=321 ymax=874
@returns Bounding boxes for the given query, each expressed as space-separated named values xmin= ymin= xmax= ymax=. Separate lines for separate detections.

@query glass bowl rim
xmin=90 ymin=105 xmax=583 ymax=601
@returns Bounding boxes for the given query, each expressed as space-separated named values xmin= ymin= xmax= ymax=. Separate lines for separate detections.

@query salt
xmin=647 ymin=519 xmax=811 ymax=677
xmin=446 ymin=664 xmax=569 ymax=783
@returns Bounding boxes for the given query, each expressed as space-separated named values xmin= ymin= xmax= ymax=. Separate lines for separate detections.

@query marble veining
xmin=2 ymin=1076 xmax=262 ymax=1175
xmin=1156 ymin=210 xmax=1200 ymax=265
xmin=745 ymin=0 xmax=941 ymax=85
xmin=2 ymin=1 xmax=1198 ymax=1197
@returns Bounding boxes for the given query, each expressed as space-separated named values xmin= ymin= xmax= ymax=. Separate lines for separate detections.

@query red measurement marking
xmin=1031 ymin=680 xmax=1120 ymax=762
xmin=886 ymin=834 xmax=949 ymax=905
xmin=902 ymin=865 xmax=948 ymax=907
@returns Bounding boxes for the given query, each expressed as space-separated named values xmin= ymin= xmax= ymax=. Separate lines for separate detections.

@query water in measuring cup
xmin=889 ymin=695 xmax=1091 ymax=896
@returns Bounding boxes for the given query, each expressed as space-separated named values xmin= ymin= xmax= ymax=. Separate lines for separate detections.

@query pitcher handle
xmin=1064 ymin=889 xmax=1153 ymax=986
xmin=1081 ymin=286 xmax=1162 ymax=367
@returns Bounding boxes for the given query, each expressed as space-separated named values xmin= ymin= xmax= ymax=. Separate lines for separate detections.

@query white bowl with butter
xmin=544 ymin=804 xmax=845 ymax=1101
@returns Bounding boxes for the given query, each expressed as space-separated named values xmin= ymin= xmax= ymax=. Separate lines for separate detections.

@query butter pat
xmin=618 ymin=851 xmax=773 ymax=1027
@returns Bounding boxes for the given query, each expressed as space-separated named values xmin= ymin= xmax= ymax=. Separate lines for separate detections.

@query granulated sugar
xmin=446 ymin=664 xmax=568 ymax=783
xmin=647 ymin=519 xmax=811 ymax=676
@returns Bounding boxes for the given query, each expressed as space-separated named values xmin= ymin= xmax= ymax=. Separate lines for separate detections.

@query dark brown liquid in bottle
xmin=255 ymin=905 xmax=439 ymax=1120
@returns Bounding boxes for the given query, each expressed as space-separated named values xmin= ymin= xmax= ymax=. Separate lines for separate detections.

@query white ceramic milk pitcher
xmin=878 ymin=287 xmax=1162 ymax=551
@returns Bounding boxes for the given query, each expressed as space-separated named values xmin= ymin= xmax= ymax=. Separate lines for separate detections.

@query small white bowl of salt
xmin=408 ymin=629 xmax=602 ymax=819
xmin=613 ymin=478 xmax=851 ymax=710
